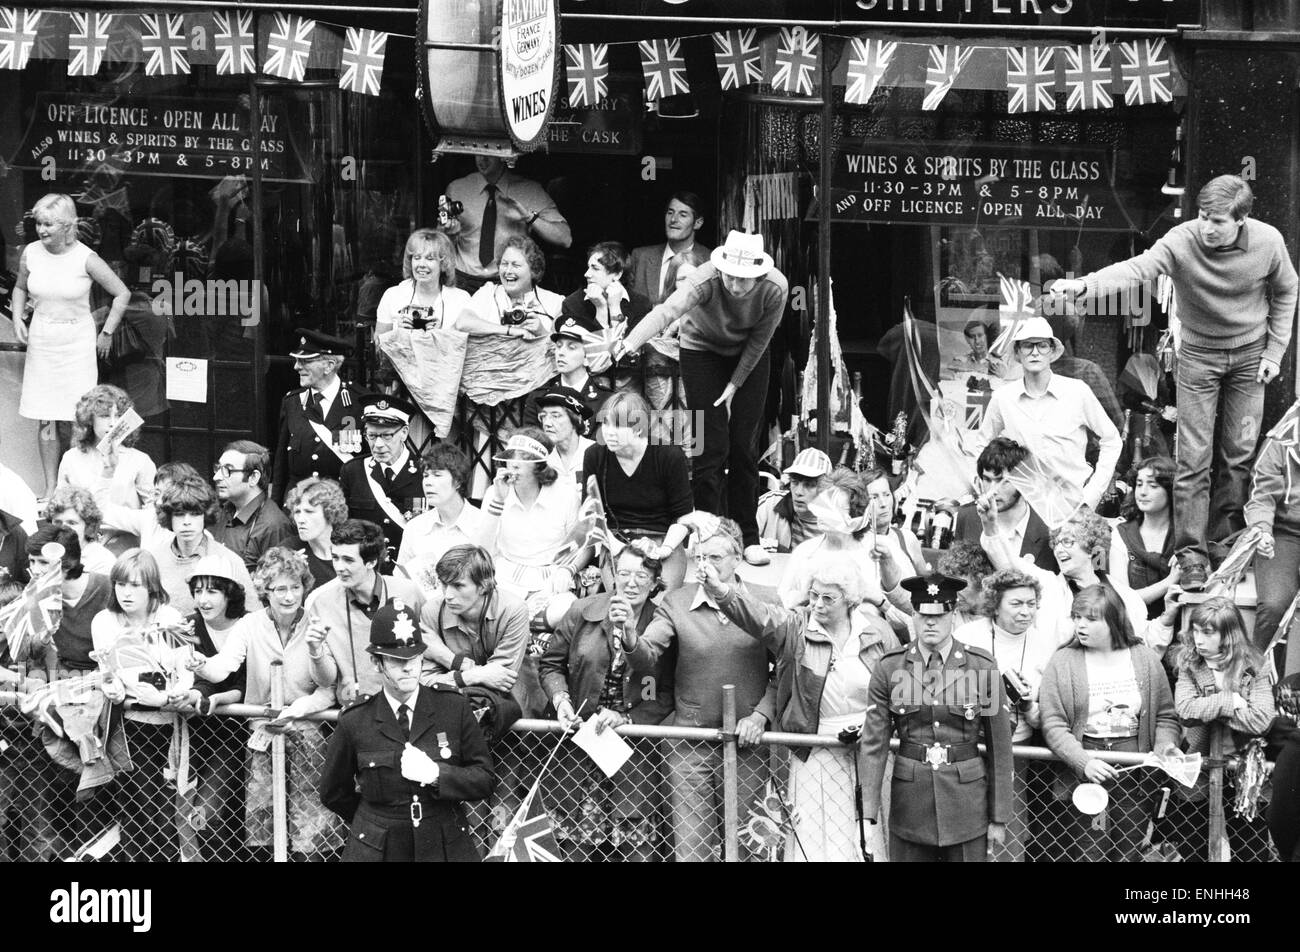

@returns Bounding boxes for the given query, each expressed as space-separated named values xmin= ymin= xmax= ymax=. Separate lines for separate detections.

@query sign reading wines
xmin=500 ymin=0 xmax=559 ymax=151
xmin=830 ymin=139 xmax=1141 ymax=231
xmin=11 ymin=93 xmax=311 ymax=183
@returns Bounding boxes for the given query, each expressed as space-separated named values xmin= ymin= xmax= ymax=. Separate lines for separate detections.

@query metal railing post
xmin=1207 ymin=722 xmax=1227 ymax=861
xmin=270 ymin=661 xmax=289 ymax=863
xmin=721 ymin=684 xmax=739 ymax=863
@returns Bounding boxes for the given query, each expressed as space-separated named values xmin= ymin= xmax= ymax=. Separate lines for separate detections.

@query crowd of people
xmin=0 ymin=173 xmax=1299 ymax=864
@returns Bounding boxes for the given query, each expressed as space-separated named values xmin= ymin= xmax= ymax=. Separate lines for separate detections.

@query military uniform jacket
xmin=338 ymin=453 xmax=424 ymax=555
xmin=860 ymin=641 xmax=1013 ymax=846
xmin=319 ymin=683 xmax=495 ymax=862
xmin=273 ymin=382 xmax=365 ymax=501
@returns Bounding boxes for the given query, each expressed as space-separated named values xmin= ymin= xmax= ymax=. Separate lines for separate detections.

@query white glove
xmin=401 ymin=743 xmax=441 ymax=786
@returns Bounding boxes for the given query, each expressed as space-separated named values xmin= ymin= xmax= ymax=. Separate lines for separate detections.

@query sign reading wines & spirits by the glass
xmin=10 ymin=92 xmax=311 ymax=183
xmin=829 ymin=138 xmax=1149 ymax=230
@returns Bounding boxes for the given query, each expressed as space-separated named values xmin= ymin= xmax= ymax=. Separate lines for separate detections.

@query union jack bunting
xmin=139 ymin=13 xmax=189 ymax=77
xmin=844 ymin=35 xmax=897 ymax=106
xmin=771 ymin=27 xmax=819 ymax=96
xmin=564 ymin=43 xmax=609 ymax=107
xmin=1118 ymin=37 xmax=1173 ymax=105
xmin=1060 ymin=43 xmax=1113 ymax=111
xmin=0 ymin=560 xmax=62 ymax=663
xmin=638 ymin=37 xmax=688 ymax=102
xmin=339 ymin=27 xmax=387 ymax=96
xmin=213 ymin=10 xmax=256 ymax=76
xmin=264 ymin=13 xmax=315 ymax=82
xmin=67 ymin=12 xmax=112 ymax=77
xmin=711 ymin=28 xmax=762 ymax=91
xmin=1006 ymin=46 xmax=1056 ymax=113
xmin=0 ymin=8 xmax=41 ymax=70
xmin=922 ymin=44 xmax=973 ymax=111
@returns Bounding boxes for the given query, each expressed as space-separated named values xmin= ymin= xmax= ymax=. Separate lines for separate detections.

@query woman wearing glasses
xmin=699 ymin=553 xmax=900 ymax=862
xmin=538 ymin=541 xmax=674 ymax=860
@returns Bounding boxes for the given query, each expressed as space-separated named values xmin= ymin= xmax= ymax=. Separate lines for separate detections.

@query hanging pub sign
xmin=420 ymin=0 xmax=561 ymax=157
xmin=9 ymin=92 xmax=311 ymax=183
xmin=828 ymin=139 xmax=1138 ymax=231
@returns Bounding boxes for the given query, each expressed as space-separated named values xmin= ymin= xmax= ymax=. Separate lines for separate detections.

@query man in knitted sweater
xmin=1052 ymin=175 xmax=1299 ymax=579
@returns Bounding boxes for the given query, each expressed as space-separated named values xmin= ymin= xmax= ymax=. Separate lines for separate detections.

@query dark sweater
xmin=584 ymin=443 xmax=693 ymax=537
xmin=53 ymin=573 xmax=112 ymax=670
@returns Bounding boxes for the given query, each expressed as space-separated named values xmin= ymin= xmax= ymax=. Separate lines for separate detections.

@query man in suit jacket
xmin=319 ymin=599 xmax=494 ymax=862
xmin=338 ymin=395 xmax=424 ymax=562
xmin=627 ymin=191 xmax=711 ymax=307
xmin=954 ymin=436 xmax=1059 ymax=573
xmin=273 ymin=329 xmax=365 ymax=503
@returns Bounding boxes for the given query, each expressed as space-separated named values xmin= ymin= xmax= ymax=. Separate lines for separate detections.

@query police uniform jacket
xmin=273 ymin=381 xmax=365 ymax=501
xmin=319 ymin=683 xmax=495 ymax=862
xmin=523 ymin=372 xmax=612 ymax=427
xmin=860 ymin=641 xmax=1013 ymax=846
xmin=338 ymin=452 xmax=423 ymax=554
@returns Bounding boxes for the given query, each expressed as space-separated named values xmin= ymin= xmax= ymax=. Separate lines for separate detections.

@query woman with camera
xmin=375 ymin=229 xmax=473 ymax=337
xmin=538 ymin=540 xmax=675 ymax=860
xmin=699 ymin=552 xmax=899 ymax=861
xmin=455 ymin=235 xmax=562 ymax=341
xmin=1039 ymin=584 xmax=1181 ymax=862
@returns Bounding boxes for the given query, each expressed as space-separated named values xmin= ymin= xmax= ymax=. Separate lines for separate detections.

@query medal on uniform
xmin=437 ymin=731 xmax=452 ymax=760
xmin=963 ymin=704 xmax=976 ymax=721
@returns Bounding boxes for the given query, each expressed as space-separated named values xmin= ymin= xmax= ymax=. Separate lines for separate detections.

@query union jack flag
xmin=564 ymin=43 xmax=609 ymax=107
xmin=1118 ymin=37 xmax=1172 ymax=105
xmin=771 ymin=27 xmax=819 ymax=97
xmin=485 ymin=796 xmax=562 ymax=862
xmin=712 ymin=28 xmax=761 ymax=91
xmin=922 ymin=44 xmax=973 ymax=111
xmin=67 ymin=12 xmax=112 ymax=77
xmin=639 ymin=37 xmax=688 ymax=102
xmin=0 ymin=558 xmax=62 ymax=664
xmin=1061 ymin=43 xmax=1113 ymax=111
xmin=0 ymin=8 xmax=41 ymax=70
xmin=844 ymin=35 xmax=896 ymax=106
xmin=139 ymin=13 xmax=189 ymax=77
xmin=1006 ymin=46 xmax=1056 ymax=114
xmin=339 ymin=27 xmax=387 ymax=96
xmin=264 ymin=13 xmax=315 ymax=82
xmin=213 ymin=10 xmax=256 ymax=76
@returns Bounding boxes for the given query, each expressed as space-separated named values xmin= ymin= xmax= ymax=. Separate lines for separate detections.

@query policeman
xmin=273 ymin=328 xmax=364 ymax=502
xmin=319 ymin=599 xmax=495 ymax=861
xmin=860 ymin=572 xmax=1013 ymax=862
xmin=338 ymin=394 xmax=424 ymax=561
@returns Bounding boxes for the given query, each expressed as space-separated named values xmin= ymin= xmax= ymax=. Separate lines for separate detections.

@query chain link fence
xmin=0 ymin=691 xmax=1281 ymax=862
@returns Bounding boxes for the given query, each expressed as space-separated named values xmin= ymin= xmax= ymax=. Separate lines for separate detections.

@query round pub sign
xmin=499 ymin=0 xmax=560 ymax=151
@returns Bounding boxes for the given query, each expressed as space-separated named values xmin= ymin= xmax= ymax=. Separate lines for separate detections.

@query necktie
xmin=383 ymin=466 xmax=395 ymax=485
xmin=306 ymin=391 xmax=324 ymax=423
xmin=479 ymin=184 xmax=498 ymax=268
xmin=660 ymin=254 xmax=679 ymax=302
xmin=397 ymin=703 xmax=410 ymax=741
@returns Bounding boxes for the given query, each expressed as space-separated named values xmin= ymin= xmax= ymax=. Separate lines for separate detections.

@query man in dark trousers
xmin=319 ymin=599 xmax=495 ymax=861
xmin=273 ymin=329 xmax=365 ymax=502
xmin=861 ymin=572 xmax=1013 ymax=861
xmin=338 ymin=394 xmax=424 ymax=561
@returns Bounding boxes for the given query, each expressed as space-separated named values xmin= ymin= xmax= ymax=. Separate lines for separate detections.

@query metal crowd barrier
xmin=0 ymin=686 xmax=1278 ymax=863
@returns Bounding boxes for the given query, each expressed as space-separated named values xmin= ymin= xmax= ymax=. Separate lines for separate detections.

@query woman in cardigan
xmin=701 ymin=553 xmax=899 ymax=862
xmin=1039 ymin=585 xmax=1181 ymax=862
xmin=537 ymin=541 xmax=674 ymax=861
xmin=1168 ymin=596 xmax=1275 ymax=861
xmin=1109 ymin=456 xmax=1178 ymax=619
xmin=615 ymin=230 xmax=789 ymax=566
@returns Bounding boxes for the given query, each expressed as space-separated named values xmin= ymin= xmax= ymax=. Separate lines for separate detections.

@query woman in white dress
xmin=57 ymin=384 xmax=156 ymax=553
xmin=12 ymin=193 xmax=129 ymax=498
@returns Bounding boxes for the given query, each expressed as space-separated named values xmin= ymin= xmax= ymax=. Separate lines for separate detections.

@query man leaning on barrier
xmin=860 ymin=573 xmax=1014 ymax=862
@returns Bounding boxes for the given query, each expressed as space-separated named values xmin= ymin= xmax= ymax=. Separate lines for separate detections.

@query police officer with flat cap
xmin=319 ymin=599 xmax=495 ymax=861
xmin=338 ymin=394 xmax=424 ymax=562
xmin=860 ymin=572 xmax=1013 ymax=861
xmin=273 ymin=328 xmax=365 ymax=503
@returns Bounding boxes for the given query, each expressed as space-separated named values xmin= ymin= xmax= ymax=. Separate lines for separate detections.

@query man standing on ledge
xmin=1051 ymin=175 xmax=1298 ymax=587
xmin=860 ymin=573 xmax=1013 ymax=862
xmin=441 ymin=156 xmax=571 ymax=295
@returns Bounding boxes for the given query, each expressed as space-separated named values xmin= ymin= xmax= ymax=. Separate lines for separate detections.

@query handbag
xmin=105 ymin=318 xmax=149 ymax=366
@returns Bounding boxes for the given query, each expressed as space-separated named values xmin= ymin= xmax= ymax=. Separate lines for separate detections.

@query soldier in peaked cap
xmin=319 ymin=598 xmax=495 ymax=862
xmin=273 ymin=328 xmax=365 ymax=502
xmin=859 ymin=572 xmax=1014 ymax=861
xmin=338 ymin=394 xmax=425 ymax=563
